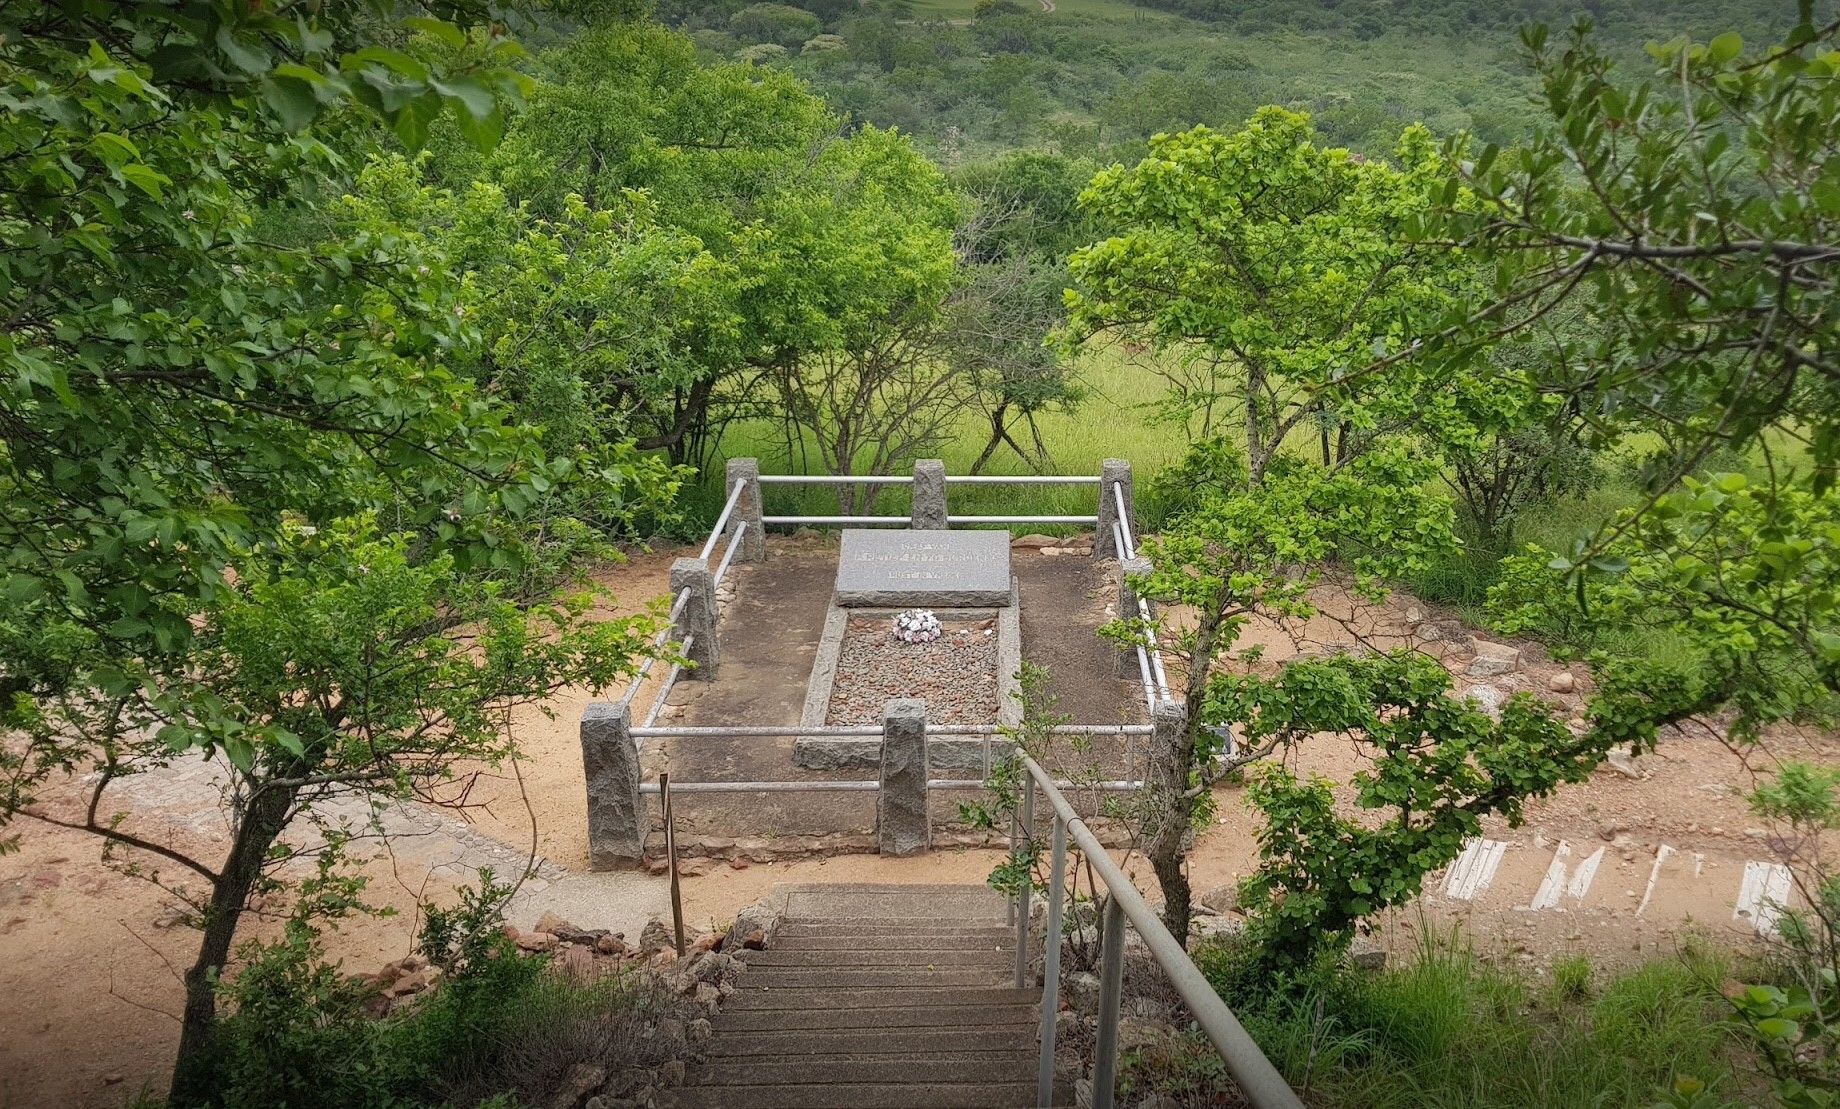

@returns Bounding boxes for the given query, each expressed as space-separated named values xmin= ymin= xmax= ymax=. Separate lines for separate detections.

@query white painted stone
xmin=1528 ymin=841 xmax=1572 ymax=911
xmin=1736 ymin=860 xmax=1794 ymax=936
xmin=1442 ymin=838 xmax=1508 ymax=901
xmin=1635 ymin=844 xmax=1675 ymax=917
xmin=1566 ymin=847 xmax=1605 ymax=902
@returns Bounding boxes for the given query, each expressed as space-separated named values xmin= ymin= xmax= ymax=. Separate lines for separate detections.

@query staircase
xmin=673 ymin=883 xmax=1049 ymax=1109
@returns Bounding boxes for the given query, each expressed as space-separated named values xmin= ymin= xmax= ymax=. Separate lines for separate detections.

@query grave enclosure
xmin=579 ymin=458 xmax=1183 ymax=869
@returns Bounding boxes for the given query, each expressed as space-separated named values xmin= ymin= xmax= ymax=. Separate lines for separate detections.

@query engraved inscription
xmin=834 ymin=529 xmax=1010 ymax=607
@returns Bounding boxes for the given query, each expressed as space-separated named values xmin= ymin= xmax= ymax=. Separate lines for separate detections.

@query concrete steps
xmin=671 ymin=883 xmax=1048 ymax=1109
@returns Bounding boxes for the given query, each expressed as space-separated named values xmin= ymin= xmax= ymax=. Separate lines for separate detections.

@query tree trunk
xmin=970 ymin=403 xmax=1009 ymax=475
xmin=169 ymin=778 xmax=300 ymax=1105
xmin=1245 ymin=365 xmax=1270 ymax=486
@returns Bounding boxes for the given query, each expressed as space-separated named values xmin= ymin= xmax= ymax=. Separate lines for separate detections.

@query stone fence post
xmin=1116 ymin=555 xmax=1155 ymax=677
xmin=1095 ymin=458 xmax=1135 ymax=560
xmin=670 ymin=557 xmax=719 ymax=679
xmin=878 ymin=699 xmax=930 ymax=856
xmin=725 ymin=457 xmax=765 ymax=563
xmin=911 ymin=458 xmax=947 ymax=530
xmin=582 ymin=702 xmax=643 ymax=869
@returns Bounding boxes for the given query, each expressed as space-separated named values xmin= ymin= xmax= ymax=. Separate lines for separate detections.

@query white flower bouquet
xmin=892 ymin=609 xmax=942 ymax=644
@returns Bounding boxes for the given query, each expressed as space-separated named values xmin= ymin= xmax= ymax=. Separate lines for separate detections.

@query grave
xmin=834 ymin=528 xmax=1012 ymax=608
xmin=795 ymin=529 xmax=1021 ymax=770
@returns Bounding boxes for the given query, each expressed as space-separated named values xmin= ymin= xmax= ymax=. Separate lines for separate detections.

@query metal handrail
xmin=631 ymin=723 xmax=1155 ymax=738
xmin=616 ymin=587 xmax=693 ymax=709
xmin=1013 ymin=751 xmax=1304 ymax=1109
xmin=1112 ymin=516 xmax=1172 ymax=702
xmin=713 ymin=520 xmax=747 ymax=586
xmin=762 ymin=514 xmax=908 ymax=525
xmin=945 ymin=475 xmax=1101 ymax=485
xmin=757 ymin=474 xmax=915 ymax=485
xmin=946 ymin=515 xmax=1097 ymax=525
xmin=701 ymin=478 xmax=749 ymax=560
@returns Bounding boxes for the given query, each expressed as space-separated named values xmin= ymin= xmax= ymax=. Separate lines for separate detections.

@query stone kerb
xmin=794 ymin=578 xmax=1023 ymax=772
xmin=1095 ymin=458 xmax=1134 ymax=561
xmin=911 ymin=458 xmax=947 ymax=530
xmin=725 ymin=457 xmax=765 ymax=563
xmin=877 ymin=698 xmax=931 ymax=856
xmin=582 ymin=702 xmax=643 ymax=870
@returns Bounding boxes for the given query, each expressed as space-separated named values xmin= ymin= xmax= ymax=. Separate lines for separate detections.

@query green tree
xmin=729 ymin=2 xmax=823 ymax=47
xmin=1403 ymin=12 xmax=1840 ymax=751
xmin=0 ymin=6 xmax=676 ymax=1096
xmin=1118 ymin=440 xmax=1460 ymax=942
xmin=339 ymin=155 xmax=742 ymax=475
xmin=1065 ymin=107 xmax=1464 ymax=479
xmin=750 ymin=125 xmax=966 ymax=509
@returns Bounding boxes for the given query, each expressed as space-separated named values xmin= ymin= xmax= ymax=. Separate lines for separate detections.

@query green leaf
xmin=117 ymin=163 xmax=169 ymax=200
xmin=214 ymin=25 xmax=272 ymax=74
xmin=262 ymin=75 xmax=321 ymax=131
xmin=402 ymin=17 xmax=468 ymax=49
xmin=1708 ymin=32 xmax=1743 ymax=65
xmin=224 ymin=735 xmax=255 ymax=773
xmin=431 ymin=75 xmax=496 ymax=121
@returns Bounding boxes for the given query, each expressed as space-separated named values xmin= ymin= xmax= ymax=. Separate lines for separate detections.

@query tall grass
xmin=1188 ymin=931 xmax=1753 ymax=1109
xmin=688 ymin=346 xmax=1183 ymax=530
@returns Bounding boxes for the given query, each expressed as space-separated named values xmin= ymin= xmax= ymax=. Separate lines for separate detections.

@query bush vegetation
xmin=1188 ymin=932 xmax=1751 ymax=1109
xmin=191 ymin=873 xmax=698 ymax=1109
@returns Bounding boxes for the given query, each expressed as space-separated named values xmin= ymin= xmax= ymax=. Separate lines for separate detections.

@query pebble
xmin=827 ymin=618 xmax=1000 ymax=723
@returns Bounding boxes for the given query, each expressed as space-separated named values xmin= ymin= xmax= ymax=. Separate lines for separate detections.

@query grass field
xmin=697 ymin=345 xmax=1188 ymax=526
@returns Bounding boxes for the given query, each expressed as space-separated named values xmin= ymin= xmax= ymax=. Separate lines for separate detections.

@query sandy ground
xmin=2 ymin=539 xmax=1833 ymax=1108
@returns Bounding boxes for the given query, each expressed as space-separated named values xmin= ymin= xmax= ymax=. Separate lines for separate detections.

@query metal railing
xmin=1011 ymin=751 xmax=1304 ymax=1109
xmin=630 ymin=722 xmax=1154 ymax=795
xmin=609 ymin=460 xmax=1169 ymax=809
xmin=1110 ymin=482 xmax=1173 ymax=709
xmin=755 ymin=469 xmax=1104 ymax=529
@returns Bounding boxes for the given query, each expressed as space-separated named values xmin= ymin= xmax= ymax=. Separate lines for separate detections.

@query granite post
xmin=878 ymin=698 xmax=931 ymax=856
xmin=670 ymin=556 xmax=719 ymax=679
xmin=1095 ymin=458 xmax=1135 ymax=560
xmin=725 ymin=457 xmax=765 ymax=563
xmin=911 ymin=458 xmax=948 ymax=530
xmin=1116 ymin=555 xmax=1155 ymax=677
xmin=582 ymin=702 xmax=644 ymax=869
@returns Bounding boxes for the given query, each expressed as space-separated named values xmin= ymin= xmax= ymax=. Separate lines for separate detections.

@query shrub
xmin=186 ymin=874 xmax=697 ymax=1109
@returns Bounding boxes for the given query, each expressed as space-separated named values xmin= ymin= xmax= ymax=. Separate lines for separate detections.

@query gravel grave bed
xmin=825 ymin=616 xmax=1000 ymax=724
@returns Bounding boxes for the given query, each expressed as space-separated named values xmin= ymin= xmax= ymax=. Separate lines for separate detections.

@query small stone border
xmin=792 ymin=578 xmax=1022 ymax=771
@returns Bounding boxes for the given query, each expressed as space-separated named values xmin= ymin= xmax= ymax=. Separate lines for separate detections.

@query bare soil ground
xmin=2 ymin=537 xmax=1833 ymax=1107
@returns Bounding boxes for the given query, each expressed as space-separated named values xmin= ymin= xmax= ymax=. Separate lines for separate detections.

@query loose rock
xmin=1197 ymin=885 xmax=1239 ymax=915
xmin=545 ymin=1063 xmax=606 ymax=1109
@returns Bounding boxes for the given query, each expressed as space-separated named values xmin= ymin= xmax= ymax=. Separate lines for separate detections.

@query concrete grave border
xmin=794 ymin=577 xmax=1022 ymax=771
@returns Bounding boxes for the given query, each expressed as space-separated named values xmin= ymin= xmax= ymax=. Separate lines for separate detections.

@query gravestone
xmin=834 ymin=528 xmax=1011 ymax=608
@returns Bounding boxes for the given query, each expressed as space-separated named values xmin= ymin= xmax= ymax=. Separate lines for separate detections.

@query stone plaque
xmin=835 ymin=529 xmax=1011 ymax=607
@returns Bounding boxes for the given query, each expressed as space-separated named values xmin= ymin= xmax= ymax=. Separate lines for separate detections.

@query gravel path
xmin=826 ymin=616 xmax=1000 ymax=724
